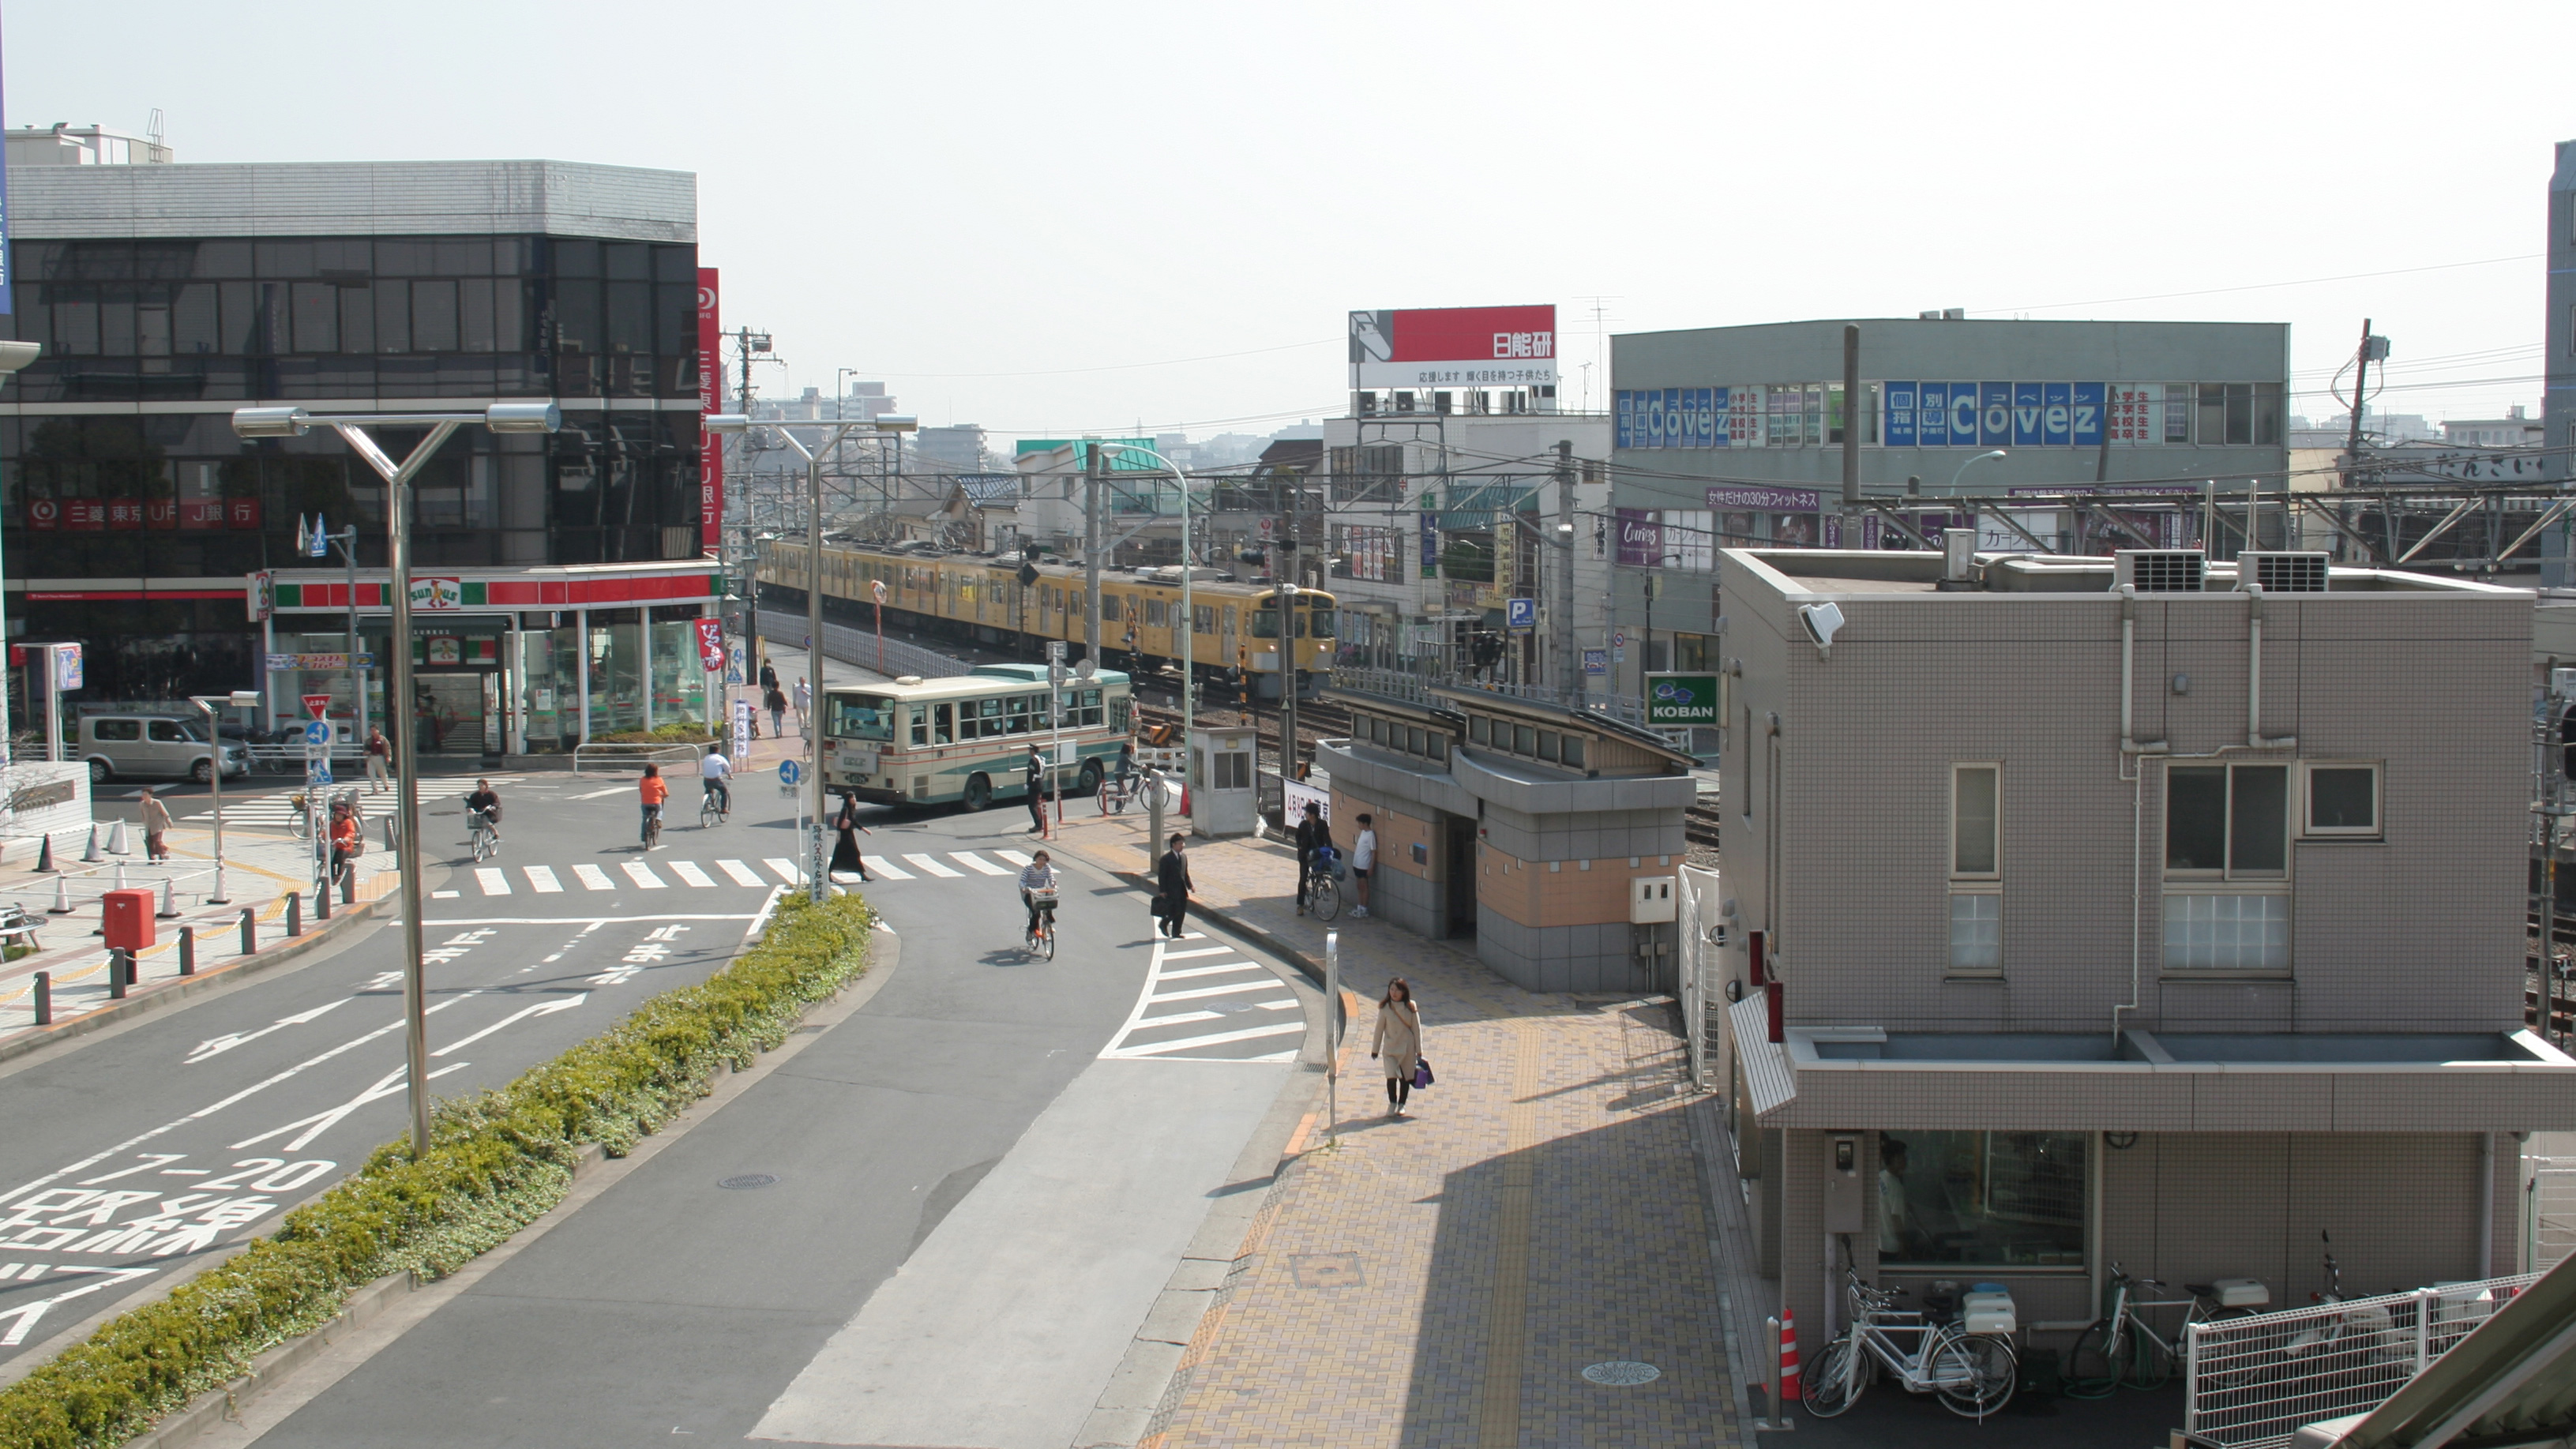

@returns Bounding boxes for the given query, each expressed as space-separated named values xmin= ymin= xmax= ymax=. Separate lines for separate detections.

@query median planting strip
xmin=0 ymin=892 xmax=876 ymax=1449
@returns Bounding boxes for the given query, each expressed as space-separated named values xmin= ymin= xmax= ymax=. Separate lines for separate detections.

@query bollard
xmin=341 ymin=868 xmax=356 ymax=907
xmin=239 ymin=906 xmax=256 ymax=955
xmin=285 ymin=892 xmax=302 ymax=938
xmin=109 ymin=948 xmax=129 ymax=1000
xmin=316 ymin=877 xmax=332 ymax=922
xmin=32 ymin=972 xmax=50 ymax=1027
xmin=178 ymin=924 xmax=195 ymax=977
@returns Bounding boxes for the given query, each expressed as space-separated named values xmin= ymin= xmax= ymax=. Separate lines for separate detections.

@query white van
xmin=78 ymin=715 xmax=250 ymax=784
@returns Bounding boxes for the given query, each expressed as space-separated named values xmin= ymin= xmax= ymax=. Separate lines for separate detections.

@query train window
xmin=1224 ymin=607 xmax=1237 ymax=636
xmin=1251 ymin=607 xmax=1279 ymax=639
xmin=1193 ymin=606 xmax=1215 ymax=636
xmin=1294 ymin=613 xmax=1309 ymax=637
xmin=1309 ymin=608 xmax=1335 ymax=638
xmin=933 ymin=704 xmax=953 ymax=745
xmin=1100 ymin=594 xmax=1122 ymax=621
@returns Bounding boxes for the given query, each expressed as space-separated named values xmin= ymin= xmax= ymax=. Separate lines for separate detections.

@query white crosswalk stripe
xmin=1117 ymin=1023 xmax=1304 ymax=1057
xmin=993 ymin=850 xmax=1035 ymax=867
xmin=1159 ymin=961 xmax=1264 ymax=981
xmin=948 ymin=851 xmax=1012 ymax=877
xmin=901 ymin=854 xmax=963 ymax=878
xmin=573 ymin=864 xmax=616 ymax=891
xmin=1102 ymin=933 xmax=1305 ymax=1062
xmin=1151 ymin=979 xmax=1286 ymax=1004
xmin=475 ymin=867 xmax=510 ymax=895
xmin=667 ymin=860 xmax=715 ymax=888
xmin=762 ymin=858 xmax=805 ymax=884
xmin=622 ymin=862 xmax=667 ymax=888
xmin=716 ymin=859 xmax=765 ymax=887
xmin=182 ymin=775 xmax=522 ymax=826
xmin=862 ymin=858 xmax=914 ymax=880
xmin=524 ymin=865 xmax=563 ymax=893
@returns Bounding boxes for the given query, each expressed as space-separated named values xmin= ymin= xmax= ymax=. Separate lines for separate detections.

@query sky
xmin=9 ymin=0 xmax=2573 ymax=448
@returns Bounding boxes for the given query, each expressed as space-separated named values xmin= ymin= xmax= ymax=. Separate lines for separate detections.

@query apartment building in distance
xmin=1712 ymin=542 xmax=2575 ymax=1348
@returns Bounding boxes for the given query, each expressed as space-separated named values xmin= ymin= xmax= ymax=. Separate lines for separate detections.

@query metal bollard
xmin=341 ymin=868 xmax=356 ymax=907
xmin=178 ymin=924 xmax=196 ymax=977
xmin=316 ymin=878 xmax=332 ymax=922
xmin=109 ymin=948 xmax=130 ymax=1000
xmin=286 ymin=892 xmax=302 ymax=938
xmin=1756 ymin=1315 xmax=1788 ymax=1428
xmin=240 ymin=906 xmax=257 ymax=955
xmin=32 ymin=971 xmax=49 ymax=1026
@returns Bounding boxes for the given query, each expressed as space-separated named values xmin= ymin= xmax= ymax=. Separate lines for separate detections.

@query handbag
xmin=1412 ymin=1057 xmax=1434 ymax=1091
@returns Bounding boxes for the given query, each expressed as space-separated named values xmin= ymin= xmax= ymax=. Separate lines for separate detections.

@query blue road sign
xmin=306 ymin=758 xmax=332 ymax=786
xmin=1506 ymin=598 xmax=1538 ymax=630
xmin=779 ymin=760 xmax=802 ymax=785
xmin=303 ymin=720 xmax=332 ymax=746
xmin=1583 ymin=649 xmax=1608 ymax=676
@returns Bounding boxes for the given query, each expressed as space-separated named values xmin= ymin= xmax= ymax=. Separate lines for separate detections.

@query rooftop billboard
xmin=1349 ymin=306 xmax=1554 ymax=389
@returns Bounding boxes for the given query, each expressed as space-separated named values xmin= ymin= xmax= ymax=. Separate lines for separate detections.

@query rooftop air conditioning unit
xmin=2113 ymin=550 xmax=2206 ymax=594
xmin=2238 ymin=550 xmax=2330 ymax=594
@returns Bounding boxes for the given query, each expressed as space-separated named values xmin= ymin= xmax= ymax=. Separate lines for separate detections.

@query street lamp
xmin=1095 ymin=444 xmax=1211 ymax=795
xmin=705 ymin=410 xmax=915 ymax=906
xmin=188 ymin=690 xmax=263 ymax=904
xmin=1951 ymin=449 xmax=2009 ymax=493
xmin=231 ymin=402 xmax=560 ymax=1159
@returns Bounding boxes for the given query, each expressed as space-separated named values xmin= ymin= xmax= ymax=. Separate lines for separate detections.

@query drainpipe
xmin=2244 ymin=583 xmax=2299 ymax=750
xmin=2480 ymin=1131 xmax=2497 ymax=1278
xmin=2114 ymin=586 xmax=2161 ymax=1045
xmin=2119 ymin=586 xmax=2168 ymax=758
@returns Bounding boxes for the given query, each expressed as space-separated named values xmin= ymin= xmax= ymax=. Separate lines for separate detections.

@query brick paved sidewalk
xmin=1049 ymin=812 xmax=1740 ymax=1448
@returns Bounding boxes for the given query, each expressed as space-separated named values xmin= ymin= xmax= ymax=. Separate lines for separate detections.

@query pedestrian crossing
xmin=183 ymin=775 xmax=517 ymax=827
xmin=452 ymin=847 xmax=1057 ymax=895
xmin=1101 ymin=933 xmax=1306 ymax=1064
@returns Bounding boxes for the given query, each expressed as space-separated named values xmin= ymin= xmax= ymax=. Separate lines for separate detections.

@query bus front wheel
xmin=1076 ymin=760 xmax=1103 ymax=798
xmin=963 ymin=773 xmax=993 ymax=811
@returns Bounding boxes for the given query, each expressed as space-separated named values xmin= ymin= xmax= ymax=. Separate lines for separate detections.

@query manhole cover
xmin=1582 ymin=1361 xmax=1661 ymax=1387
xmin=717 ymin=1173 xmax=779 ymax=1190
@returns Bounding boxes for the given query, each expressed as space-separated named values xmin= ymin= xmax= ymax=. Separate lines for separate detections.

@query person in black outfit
xmin=1024 ymin=744 xmax=1049 ymax=835
xmin=828 ymin=793 xmax=872 ymax=882
xmin=1155 ymin=833 xmax=1193 ymax=939
xmin=758 ymin=658 xmax=779 ymax=695
xmin=1293 ymin=801 xmax=1331 ymax=916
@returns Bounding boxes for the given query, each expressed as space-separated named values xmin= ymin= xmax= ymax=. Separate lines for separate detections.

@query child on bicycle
xmin=638 ymin=763 xmax=667 ymax=846
xmin=1017 ymin=850 xmax=1057 ymax=940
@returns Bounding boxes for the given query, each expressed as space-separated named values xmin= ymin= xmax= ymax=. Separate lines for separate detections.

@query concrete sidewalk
xmin=0 ymin=824 xmax=399 ymax=1049
xmin=1043 ymin=809 xmax=1742 ymax=1448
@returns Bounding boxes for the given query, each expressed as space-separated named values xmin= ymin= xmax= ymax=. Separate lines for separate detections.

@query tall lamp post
xmin=1096 ymin=444 xmax=1211 ymax=796
xmin=189 ymin=691 xmax=264 ymax=904
xmin=231 ymin=403 xmax=561 ymax=1158
xmin=705 ymin=411 xmax=915 ymax=906
xmin=1951 ymin=449 xmax=2008 ymax=493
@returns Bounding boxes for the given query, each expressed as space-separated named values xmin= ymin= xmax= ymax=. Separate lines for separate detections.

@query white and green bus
xmin=820 ymin=664 xmax=1135 ymax=809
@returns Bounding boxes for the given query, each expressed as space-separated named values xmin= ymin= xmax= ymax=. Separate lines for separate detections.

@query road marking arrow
xmin=430 ymin=993 xmax=588 ymax=1059
xmin=186 ymin=998 xmax=355 ymax=1065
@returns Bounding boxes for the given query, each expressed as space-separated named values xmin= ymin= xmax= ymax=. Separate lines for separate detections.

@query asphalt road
xmin=0 ymin=773 xmax=789 ymax=1368
xmin=231 ymin=798 xmax=1312 ymax=1449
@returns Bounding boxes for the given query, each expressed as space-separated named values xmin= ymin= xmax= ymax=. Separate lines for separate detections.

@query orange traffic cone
xmin=1778 ymin=1306 xmax=1801 ymax=1402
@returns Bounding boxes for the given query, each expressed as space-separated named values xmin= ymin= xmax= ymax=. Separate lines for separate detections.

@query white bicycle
xmin=1804 ymin=1271 xmax=2018 ymax=1421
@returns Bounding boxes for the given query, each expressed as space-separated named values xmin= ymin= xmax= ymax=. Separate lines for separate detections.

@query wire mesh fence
xmin=2183 ymin=1273 xmax=2540 ymax=1447
xmin=2532 ymin=1158 xmax=2576 ymax=1272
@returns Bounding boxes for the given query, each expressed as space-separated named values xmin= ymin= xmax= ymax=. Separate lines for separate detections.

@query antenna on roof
xmin=145 ymin=108 xmax=167 ymax=162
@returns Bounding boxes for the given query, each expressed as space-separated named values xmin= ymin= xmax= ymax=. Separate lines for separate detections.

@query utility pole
xmin=1084 ymin=442 xmax=1105 ymax=667
xmin=1555 ymin=440 xmax=1577 ymax=703
xmin=2341 ymin=317 xmax=2375 ymax=490
xmin=1841 ymin=323 xmax=1863 ymax=546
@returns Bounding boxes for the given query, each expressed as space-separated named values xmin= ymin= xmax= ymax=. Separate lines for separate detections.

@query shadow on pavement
xmin=1760 ymin=1377 xmax=2182 ymax=1446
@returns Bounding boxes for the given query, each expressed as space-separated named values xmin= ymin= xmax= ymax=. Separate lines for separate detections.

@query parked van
xmin=77 ymin=715 xmax=250 ymax=784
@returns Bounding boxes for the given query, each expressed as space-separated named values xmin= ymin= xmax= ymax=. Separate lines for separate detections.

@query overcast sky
xmin=9 ymin=0 xmax=2571 ymax=446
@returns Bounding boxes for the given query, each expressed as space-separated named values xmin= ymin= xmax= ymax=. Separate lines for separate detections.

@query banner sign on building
xmin=697 ymin=267 xmax=722 ymax=554
xmin=1350 ymin=306 xmax=1556 ymax=389
xmin=1620 ymin=381 xmax=2133 ymax=450
xmin=1614 ymin=508 xmax=1662 ymax=567
xmin=694 ymin=618 xmax=726 ymax=671
xmin=1644 ymin=672 xmax=1721 ymax=726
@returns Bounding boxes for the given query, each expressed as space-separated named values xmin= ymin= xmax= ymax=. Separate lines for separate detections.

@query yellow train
xmin=754 ymin=542 xmax=1340 ymax=699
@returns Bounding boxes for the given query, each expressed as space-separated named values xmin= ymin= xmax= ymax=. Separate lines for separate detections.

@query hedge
xmin=0 ymin=892 xmax=875 ymax=1449
xmin=590 ymin=721 xmax=717 ymax=745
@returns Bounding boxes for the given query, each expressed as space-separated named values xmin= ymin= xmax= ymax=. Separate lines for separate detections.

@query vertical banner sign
xmin=697 ymin=267 xmax=722 ymax=552
xmin=693 ymin=617 xmax=726 ymax=672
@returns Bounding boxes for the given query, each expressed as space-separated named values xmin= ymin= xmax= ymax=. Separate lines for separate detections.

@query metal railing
xmin=756 ymin=609 xmax=974 ymax=681
xmin=1327 ymin=667 xmax=1705 ymax=753
xmin=2532 ymin=1157 xmax=2576 ymax=1271
xmin=573 ymin=741 xmax=711 ymax=776
xmin=2183 ymin=1272 xmax=2542 ymax=1447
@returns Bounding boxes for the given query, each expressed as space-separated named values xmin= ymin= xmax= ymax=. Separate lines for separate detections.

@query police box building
xmin=0 ymin=140 xmax=717 ymax=756
xmin=1602 ymin=316 xmax=2292 ymax=700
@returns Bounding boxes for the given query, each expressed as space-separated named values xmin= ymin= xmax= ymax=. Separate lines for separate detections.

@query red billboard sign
xmin=697 ymin=267 xmax=722 ymax=554
xmin=693 ymin=617 xmax=725 ymax=671
xmin=1348 ymin=305 xmax=1557 ymax=389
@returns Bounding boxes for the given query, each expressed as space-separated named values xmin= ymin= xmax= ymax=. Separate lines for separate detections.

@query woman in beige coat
xmin=1371 ymin=978 xmax=1422 ymax=1117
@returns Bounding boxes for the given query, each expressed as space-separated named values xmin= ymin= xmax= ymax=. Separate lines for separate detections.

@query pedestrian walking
xmin=138 ymin=787 xmax=172 ymax=863
xmin=828 ymin=792 xmax=873 ymax=883
xmin=364 ymin=726 xmax=391 ymax=791
xmin=794 ymin=676 xmax=812 ymax=732
xmin=764 ymin=685 xmax=788 ymax=739
xmin=1372 ymin=978 xmax=1422 ymax=1117
xmin=1024 ymin=743 xmax=1050 ymax=835
xmin=1155 ymin=832 xmax=1193 ymax=938
xmin=1293 ymin=800 xmax=1330 ymax=916
xmin=1350 ymin=813 xmax=1377 ymax=918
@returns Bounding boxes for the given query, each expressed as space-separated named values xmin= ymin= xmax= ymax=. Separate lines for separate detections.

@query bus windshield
xmin=828 ymin=694 xmax=897 ymax=741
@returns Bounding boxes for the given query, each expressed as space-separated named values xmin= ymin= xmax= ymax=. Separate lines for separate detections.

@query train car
xmin=757 ymin=542 xmax=1339 ymax=700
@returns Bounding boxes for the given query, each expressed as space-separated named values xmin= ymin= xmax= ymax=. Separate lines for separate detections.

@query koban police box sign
xmin=1643 ymin=673 xmax=1721 ymax=726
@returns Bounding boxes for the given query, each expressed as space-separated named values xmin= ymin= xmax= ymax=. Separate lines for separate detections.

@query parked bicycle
xmin=2067 ymin=1263 xmax=2267 ymax=1395
xmin=1306 ymin=843 xmax=1342 ymax=922
xmin=1804 ymin=1271 xmax=2017 ymax=1421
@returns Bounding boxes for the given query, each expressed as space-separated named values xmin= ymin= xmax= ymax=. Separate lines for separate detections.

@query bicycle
xmin=640 ymin=805 xmax=663 ymax=851
xmin=1023 ymin=888 xmax=1058 ymax=960
xmin=1305 ymin=844 xmax=1342 ymax=922
xmin=700 ymin=784 xmax=727 ymax=829
xmin=1096 ymin=774 xmax=1135 ymax=816
xmin=468 ymin=807 xmax=499 ymax=862
xmin=1804 ymin=1271 xmax=2017 ymax=1421
xmin=2066 ymin=1263 xmax=2266 ymax=1395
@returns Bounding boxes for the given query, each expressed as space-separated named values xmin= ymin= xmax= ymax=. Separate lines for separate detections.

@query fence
xmin=755 ymin=610 xmax=974 ymax=681
xmin=2183 ymin=1271 xmax=2542 ymax=1447
xmin=2533 ymin=1156 xmax=2576 ymax=1272
xmin=573 ymin=741 xmax=710 ymax=777
xmin=1326 ymin=666 xmax=1688 ymax=738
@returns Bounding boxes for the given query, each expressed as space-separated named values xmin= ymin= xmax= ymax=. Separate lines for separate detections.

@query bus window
xmin=1309 ymin=606 xmax=1335 ymax=638
xmin=909 ymin=705 xmax=929 ymax=747
xmin=829 ymin=695 xmax=896 ymax=741
xmin=1251 ymin=606 xmax=1279 ymax=639
xmin=1080 ymin=688 xmax=1103 ymax=726
xmin=933 ymin=703 xmax=954 ymax=745
xmin=1112 ymin=694 xmax=1132 ymax=733
xmin=974 ymin=697 xmax=1006 ymax=737
xmin=1006 ymin=695 xmax=1033 ymax=734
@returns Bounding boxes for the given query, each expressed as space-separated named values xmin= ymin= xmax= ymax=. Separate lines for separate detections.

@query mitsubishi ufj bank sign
xmin=1644 ymin=673 xmax=1720 ymax=726
xmin=1350 ymin=305 xmax=1556 ymax=389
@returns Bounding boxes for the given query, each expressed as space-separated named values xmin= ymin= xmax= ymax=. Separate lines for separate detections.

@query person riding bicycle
xmin=699 ymin=749 xmax=733 ymax=816
xmin=1017 ymin=850 xmax=1058 ymax=940
xmin=464 ymin=778 xmax=502 ymax=844
xmin=638 ymin=762 xmax=668 ymax=846
xmin=328 ymin=799 xmax=363 ymax=885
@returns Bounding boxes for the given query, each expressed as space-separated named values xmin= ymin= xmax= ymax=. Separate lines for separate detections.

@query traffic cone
xmin=157 ymin=877 xmax=182 ymax=919
xmin=113 ymin=860 xmax=128 ymax=892
xmin=80 ymin=825 xmax=103 ymax=863
xmin=47 ymin=873 xmax=72 ymax=914
xmin=34 ymin=835 xmax=54 ymax=873
xmin=107 ymin=820 xmax=130 ymax=856
xmin=1778 ymin=1307 xmax=1801 ymax=1402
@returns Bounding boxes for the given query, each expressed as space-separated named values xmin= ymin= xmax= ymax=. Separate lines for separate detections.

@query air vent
xmin=2239 ymin=550 xmax=2330 ymax=594
xmin=2114 ymin=550 xmax=2206 ymax=593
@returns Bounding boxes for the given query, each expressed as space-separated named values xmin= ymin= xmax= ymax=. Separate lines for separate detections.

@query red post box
xmin=102 ymin=888 xmax=156 ymax=952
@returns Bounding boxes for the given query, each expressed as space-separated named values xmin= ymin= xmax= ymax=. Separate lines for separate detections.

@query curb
xmin=0 ymin=891 xmax=397 ymax=1066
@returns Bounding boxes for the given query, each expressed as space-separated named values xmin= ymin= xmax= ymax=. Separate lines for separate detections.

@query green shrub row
xmin=0 ymin=892 xmax=875 ymax=1449
xmin=590 ymin=720 xmax=718 ymax=745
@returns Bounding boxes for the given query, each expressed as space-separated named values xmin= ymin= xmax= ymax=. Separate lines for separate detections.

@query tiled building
xmin=1712 ymin=544 xmax=2576 ymax=1346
